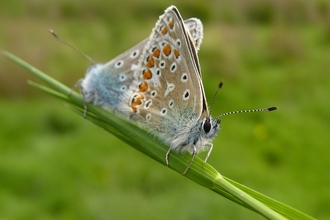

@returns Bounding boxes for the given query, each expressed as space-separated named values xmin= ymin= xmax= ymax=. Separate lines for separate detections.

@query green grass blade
xmin=3 ymin=50 xmax=316 ymax=220
xmin=28 ymin=80 xmax=71 ymax=102
xmin=224 ymin=177 xmax=315 ymax=220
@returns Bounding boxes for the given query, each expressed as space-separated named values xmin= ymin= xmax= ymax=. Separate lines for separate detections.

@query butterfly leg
xmin=183 ymin=145 xmax=197 ymax=175
xmin=204 ymin=143 xmax=213 ymax=162
xmin=69 ymin=78 xmax=83 ymax=96
xmin=166 ymin=148 xmax=171 ymax=167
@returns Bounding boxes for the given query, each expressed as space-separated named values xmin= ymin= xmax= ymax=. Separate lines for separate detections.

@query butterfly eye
xmin=203 ymin=119 xmax=211 ymax=133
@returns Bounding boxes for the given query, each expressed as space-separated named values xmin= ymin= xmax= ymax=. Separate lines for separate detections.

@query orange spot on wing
xmin=169 ymin=18 xmax=174 ymax=29
xmin=174 ymin=49 xmax=180 ymax=59
xmin=138 ymin=81 xmax=149 ymax=92
xmin=146 ymin=56 xmax=154 ymax=68
xmin=161 ymin=27 xmax=168 ymax=35
xmin=143 ymin=69 xmax=152 ymax=80
xmin=131 ymin=95 xmax=144 ymax=107
xmin=152 ymin=48 xmax=160 ymax=58
xmin=163 ymin=44 xmax=172 ymax=56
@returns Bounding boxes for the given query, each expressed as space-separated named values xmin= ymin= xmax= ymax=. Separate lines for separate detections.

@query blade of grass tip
xmin=3 ymin=50 xmax=71 ymax=95
xmin=216 ymin=174 xmax=288 ymax=220
xmin=28 ymin=80 xmax=72 ymax=103
xmin=3 ymin=50 xmax=88 ymax=109
xmin=224 ymin=177 xmax=316 ymax=220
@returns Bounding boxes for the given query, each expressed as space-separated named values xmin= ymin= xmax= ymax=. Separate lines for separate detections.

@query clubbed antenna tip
xmin=267 ymin=106 xmax=278 ymax=111
xmin=209 ymin=81 xmax=223 ymax=116
xmin=218 ymin=81 xmax=223 ymax=89
xmin=49 ymin=29 xmax=58 ymax=37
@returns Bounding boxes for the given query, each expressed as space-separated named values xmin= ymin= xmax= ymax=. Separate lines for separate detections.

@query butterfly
xmin=80 ymin=6 xmax=217 ymax=175
xmin=80 ymin=6 xmax=276 ymax=175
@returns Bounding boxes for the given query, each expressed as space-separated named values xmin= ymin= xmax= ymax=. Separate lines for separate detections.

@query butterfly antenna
xmin=209 ymin=82 xmax=223 ymax=116
xmin=49 ymin=29 xmax=95 ymax=65
xmin=215 ymin=106 xmax=277 ymax=121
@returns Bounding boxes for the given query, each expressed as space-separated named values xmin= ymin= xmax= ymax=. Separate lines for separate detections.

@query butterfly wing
xmin=129 ymin=6 xmax=210 ymax=151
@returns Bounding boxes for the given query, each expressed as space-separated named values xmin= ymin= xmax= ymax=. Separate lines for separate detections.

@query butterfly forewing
xmin=128 ymin=6 xmax=209 ymax=149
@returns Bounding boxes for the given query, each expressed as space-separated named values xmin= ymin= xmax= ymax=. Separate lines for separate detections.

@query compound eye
xmin=203 ymin=119 xmax=211 ymax=133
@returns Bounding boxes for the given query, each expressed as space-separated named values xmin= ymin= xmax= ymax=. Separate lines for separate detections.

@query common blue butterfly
xmin=79 ymin=6 xmax=276 ymax=174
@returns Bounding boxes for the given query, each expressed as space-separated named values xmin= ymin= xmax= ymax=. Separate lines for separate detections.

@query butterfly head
xmin=201 ymin=117 xmax=220 ymax=139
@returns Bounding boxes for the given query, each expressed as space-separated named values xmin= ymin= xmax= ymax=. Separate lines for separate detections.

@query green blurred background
xmin=1 ymin=0 xmax=330 ymax=219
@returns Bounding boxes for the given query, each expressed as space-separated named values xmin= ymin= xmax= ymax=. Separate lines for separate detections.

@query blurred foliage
xmin=1 ymin=0 xmax=330 ymax=219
